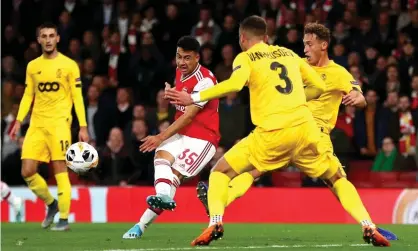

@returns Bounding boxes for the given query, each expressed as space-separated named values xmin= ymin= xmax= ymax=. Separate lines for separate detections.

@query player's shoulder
xmin=27 ymin=56 xmax=43 ymax=70
xmin=330 ymin=61 xmax=353 ymax=77
xmin=198 ymin=65 xmax=216 ymax=79
xmin=57 ymin=53 xmax=78 ymax=67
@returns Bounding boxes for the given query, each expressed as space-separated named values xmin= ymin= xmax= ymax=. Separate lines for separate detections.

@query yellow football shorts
xmin=224 ymin=120 xmax=334 ymax=178
xmin=315 ymin=129 xmax=347 ymax=178
xmin=21 ymin=123 xmax=72 ymax=163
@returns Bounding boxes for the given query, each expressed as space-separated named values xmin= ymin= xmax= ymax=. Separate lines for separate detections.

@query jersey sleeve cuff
xmin=191 ymin=93 xmax=201 ymax=103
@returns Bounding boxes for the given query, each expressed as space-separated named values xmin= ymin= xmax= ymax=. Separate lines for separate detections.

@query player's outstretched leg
xmin=197 ymin=171 xmax=256 ymax=216
xmin=22 ymin=160 xmax=58 ymax=228
xmin=325 ymin=181 xmax=398 ymax=241
xmin=1 ymin=181 xmax=23 ymax=222
xmin=322 ymin=169 xmax=390 ymax=247
xmin=147 ymin=158 xmax=177 ymax=211
xmin=191 ymin=158 xmax=239 ymax=246
xmin=123 ymin=174 xmax=180 ymax=239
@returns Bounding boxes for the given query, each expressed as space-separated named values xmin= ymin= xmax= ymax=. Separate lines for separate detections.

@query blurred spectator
xmin=390 ymin=0 xmax=410 ymax=31
xmin=95 ymin=127 xmax=133 ymax=185
xmin=140 ymin=5 xmax=159 ymax=34
xmin=67 ymin=38 xmax=81 ymax=61
xmin=115 ymin=88 xmax=133 ymax=130
xmin=191 ymin=6 xmax=221 ymax=45
xmin=146 ymin=90 xmax=175 ymax=134
xmin=81 ymin=31 xmax=101 ymax=62
xmin=1 ymin=137 xmax=26 ymax=185
xmin=128 ymin=119 xmax=153 ymax=184
xmin=266 ymin=17 xmax=278 ymax=45
xmin=94 ymin=0 xmax=117 ymax=32
xmin=354 ymin=89 xmax=388 ymax=158
xmin=375 ymin=11 xmax=396 ymax=57
xmin=159 ymin=3 xmax=186 ymax=60
xmin=282 ymin=28 xmax=304 ymax=56
xmin=335 ymin=106 xmax=356 ymax=140
xmin=401 ymin=9 xmax=418 ymax=46
xmin=200 ymin=44 xmax=216 ymax=70
xmin=219 ymin=93 xmax=247 ymax=149
xmin=1 ymin=56 xmax=23 ymax=83
xmin=86 ymin=85 xmax=100 ymax=142
xmin=124 ymin=104 xmax=147 ymax=141
xmin=411 ymin=76 xmax=418 ymax=110
xmin=388 ymin=95 xmax=418 ymax=161
xmin=97 ymin=31 xmax=130 ymax=87
xmin=383 ymin=91 xmax=399 ymax=112
xmin=216 ymin=15 xmax=239 ymax=54
xmin=214 ymin=44 xmax=234 ymax=82
xmin=57 ymin=10 xmax=76 ymax=52
xmin=2 ymin=25 xmax=24 ymax=61
xmin=332 ymin=44 xmax=348 ymax=68
xmin=1 ymin=99 xmax=21 ymax=159
xmin=371 ymin=137 xmax=401 ymax=172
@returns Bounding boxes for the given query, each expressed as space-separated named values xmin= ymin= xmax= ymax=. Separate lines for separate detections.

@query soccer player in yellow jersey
xmin=9 ymin=23 xmax=89 ymax=231
xmin=192 ymin=23 xmax=391 ymax=246
xmin=167 ymin=15 xmax=328 ymax=245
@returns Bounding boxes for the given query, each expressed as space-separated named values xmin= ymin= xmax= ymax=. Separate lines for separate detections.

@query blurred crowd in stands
xmin=2 ymin=0 xmax=418 ymax=187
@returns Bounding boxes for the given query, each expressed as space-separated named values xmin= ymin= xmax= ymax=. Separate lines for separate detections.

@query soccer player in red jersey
xmin=123 ymin=36 xmax=220 ymax=239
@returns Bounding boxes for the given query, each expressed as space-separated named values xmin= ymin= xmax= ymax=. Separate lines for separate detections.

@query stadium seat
xmin=351 ymin=180 xmax=375 ymax=188
xmin=379 ymin=181 xmax=413 ymax=188
xmin=348 ymin=170 xmax=371 ymax=182
xmin=348 ymin=160 xmax=373 ymax=172
xmin=369 ymin=172 xmax=400 ymax=187
xmin=398 ymin=172 xmax=418 ymax=182
xmin=271 ymin=171 xmax=302 ymax=187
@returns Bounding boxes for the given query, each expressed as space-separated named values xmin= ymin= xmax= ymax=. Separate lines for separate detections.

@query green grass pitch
xmin=1 ymin=223 xmax=417 ymax=251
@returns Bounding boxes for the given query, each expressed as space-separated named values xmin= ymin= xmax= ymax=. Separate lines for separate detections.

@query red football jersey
xmin=174 ymin=64 xmax=220 ymax=147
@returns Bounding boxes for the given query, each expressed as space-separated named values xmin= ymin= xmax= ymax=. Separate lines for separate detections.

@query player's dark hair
xmin=304 ymin=22 xmax=331 ymax=44
xmin=240 ymin=15 xmax=267 ymax=37
xmin=177 ymin=36 xmax=200 ymax=53
xmin=38 ymin=22 xmax=58 ymax=32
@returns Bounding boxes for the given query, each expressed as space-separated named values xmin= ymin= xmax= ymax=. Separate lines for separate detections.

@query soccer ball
xmin=65 ymin=142 xmax=99 ymax=173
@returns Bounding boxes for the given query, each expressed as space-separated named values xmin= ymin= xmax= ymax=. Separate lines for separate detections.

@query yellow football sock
xmin=333 ymin=178 xmax=373 ymax=224
xmin=226 ymin=172 xmax=254 ymax=207
xmin=24 ymin=173 xmax=55 ymax=205
xmin=208 ymin=172 xmax=231 ymax=217
xmin=55 ymin=172 xmax=72 ymax=220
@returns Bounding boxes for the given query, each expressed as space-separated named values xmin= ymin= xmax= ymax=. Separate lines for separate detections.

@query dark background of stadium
xmin=1 ymin=0 xmax=418 ymax=187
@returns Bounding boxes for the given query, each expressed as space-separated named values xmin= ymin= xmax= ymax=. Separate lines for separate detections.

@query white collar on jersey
xmin=180 ymin=64 xmax=201 ymax=82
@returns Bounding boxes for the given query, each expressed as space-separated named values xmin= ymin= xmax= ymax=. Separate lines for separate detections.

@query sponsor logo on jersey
xmin=38 ymin=82 xmax=60 ymax=92
xmin=392 ymin=189 xmax=418 ymax=224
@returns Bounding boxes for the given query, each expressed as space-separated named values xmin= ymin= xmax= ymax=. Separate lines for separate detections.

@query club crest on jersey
xmin=351 ymin=80 xmax=359 ymax=85
xmin=56 ymin=69 xmax=62 ymax=78
xmin=321 ymin=74 xmax=326 ymax=80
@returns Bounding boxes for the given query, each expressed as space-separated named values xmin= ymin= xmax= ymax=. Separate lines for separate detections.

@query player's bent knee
xmin=212 ymin=157 xmax=238 ymax=179
xmin=21 ymin=159 xmax=39 ymax=178
xmin=321 ymin=167 xmax=346 ymax=187
xmin=155 ymin=150 xmax=175 ymax=164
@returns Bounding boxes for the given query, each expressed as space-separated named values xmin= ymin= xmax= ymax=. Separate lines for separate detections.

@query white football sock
xmin=1 ymin=181 xmax=17 ymax=205
xmin=154 ymin=159 xmax=173 ymax=196
xmin=209 ymin=215 xmax=223 ymax=226
xmin=138 ymin=209 xmax=159 ymax=232
xmin=170 ymin=174 xmax=181 ymax=199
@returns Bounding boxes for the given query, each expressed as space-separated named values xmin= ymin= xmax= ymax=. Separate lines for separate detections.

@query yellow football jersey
xmin=17 ymin=53 xmax=87 ymax=127
xmin=233 ymin=43 xmax=323 ymax=130
xmin=306 ymin=60 xmax=361 ymax=134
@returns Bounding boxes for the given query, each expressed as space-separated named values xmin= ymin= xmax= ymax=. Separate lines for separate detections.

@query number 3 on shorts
xmin=178 ymin=149 xmax=198 ymax=166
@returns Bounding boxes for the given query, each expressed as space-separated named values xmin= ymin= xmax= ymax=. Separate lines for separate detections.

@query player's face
xmin=176 ymin=48 xmax=199 ymax=75
xmin=38 ymin=28 xmax=60 ymax=54
xmin=303 ymin=33 xmax=326 ymax=65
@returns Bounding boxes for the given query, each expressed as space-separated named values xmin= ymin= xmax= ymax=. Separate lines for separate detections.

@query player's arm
xmin=191 ymin=53 xmax=250 ymax=103
xmin=69 ymin=61 xmax=89 ymax=141
xmin=339 ymin=71 xmax=367 ymax=108
xmin=69 ymin=62 xmax=87 ymax=127
xmin=159 ymin=105 xmax=200 ymax=141
xmin=16 ymin=62 xmax=35 ymax=123
xmin=299 ymin=58 xmax=325 ymax=101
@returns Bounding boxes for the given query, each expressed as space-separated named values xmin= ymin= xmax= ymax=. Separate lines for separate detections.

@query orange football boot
xmin=363 ymin=226 xmax=391 ymax=247
xmin=191 ymin=222 xmax=224 ymax=246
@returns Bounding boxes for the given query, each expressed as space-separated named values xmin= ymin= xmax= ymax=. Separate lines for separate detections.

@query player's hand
xmin=9 ymin=120 xmax=21 ymax=141
xmin=139 ymin=135 xmax=164 ymax=152
xmin=165 ymin=89 xmax=194 ymax=106
xmin=79 ymin=127 xmax=90 ymax=142
xmin=342 ymin=90 xmax=363 ymax=106
xmin=164 ymin=82 xmax=175 ymax=100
